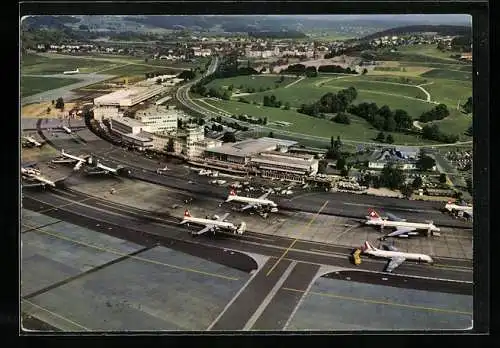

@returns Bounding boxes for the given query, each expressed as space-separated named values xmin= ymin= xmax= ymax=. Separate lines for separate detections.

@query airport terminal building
xmin=203 ymin=137 xmax=319 ymax=182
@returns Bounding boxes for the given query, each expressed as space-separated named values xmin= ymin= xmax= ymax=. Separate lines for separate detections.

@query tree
xmin=284 ymin=102 xmax=290 ymax=110
xmin=334 ymin=135 xmax=342 ymax=150
xmin=222 ymin=132 xmax=236 ymax=143
xmin=380 ymin=164 xmax=406 ymax=190
xmin=156 ymin=78 xmax=162 ymax=84
xmin=340 ymin=167 xmax=350 ymax=177
xmin=268 ymin=131 xmax=274 ymax=138
xmin=51 ymin=100 xmax=55 ymax=105
xmin=439 ymin=173 xmax=447 ymax=184
xmin=416 ymin=151 xmax=436 ymax=171
xmin=394 ymin=109 xmax=412 ymax=130
xmin=55 ymin=97 xmax=64 ymax=110
xmin=166 ymin=138 xmax=175 ymax=152
xmin=362 ymin=68 xmax=368 ymax=75
xmin=333 ymin=112 xmax=350 ymax=124
xmin=462 ymin=96 xmax=473 ymax=114
xmin=46 ymin=107 xmax=51 ymax=114
xmin=386 ymin=134 xmax=394 ymax=144
xmin=336 ymin=157 xmax=346 ymax=170
xmin=375 ymin=131 xmax=386 ymax=142
xmin=177 ymin=119 xmax=183 ymax=129
xmin=400 ymin=184 xmax=414 ymax=198
xmin=412 ymin=176 xmax=423 ymax=189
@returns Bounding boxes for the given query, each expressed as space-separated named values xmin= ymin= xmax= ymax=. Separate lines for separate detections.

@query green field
xmin=99 ymin=64 xmax=179 ymax=77
xmin=21 ymin=76 xmax=83 ymax=97
xmin=21 ymin=54 xmax=118 ymax=75
xmin=431 ymin=112 xmax=472 ymax=136
xmin=424 ymin=80 xmax=471 ymax=108
xmin=236 ymin=75 xmax=434 ymax=119
xmin=205 ymin=75 xmax=298 ymax=92
xmin=396 ymin=44 xmax=460 ymax=62
xmin=420 ymin=68 xmax=473 ymax=81
xmin=199 ymin=98 xmax=439 ymax=145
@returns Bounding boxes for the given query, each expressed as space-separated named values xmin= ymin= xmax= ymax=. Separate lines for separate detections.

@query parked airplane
xmin=86 ymin=160 xmax=122 ymax=175
xmin=225 ymin=189 xmax=278 ymax=213
xmin=22 ymin=136 xmax=42 ymax=147
xmin=360 ymin=241 xmax=434 ymax=273
xmin=365 ymin=209 xmax=440 ymax=239
xmin=180 ymin=210 xmax=246 ymax=236
xmin=445 ymin=200 xmax=473 ymax=217
xmin=21 ymin=167 xmax=56 ymax=187
xmin=63 ymin=68 xmax=79 ymax=75
xmin=156 ymin=165 xmax=170 ymax=174
xmin=52 ymin=149 xmax=92 ymax=171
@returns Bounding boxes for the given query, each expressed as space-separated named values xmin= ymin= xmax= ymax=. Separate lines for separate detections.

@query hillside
xmin=359 ymin=25 xmax=472 ymax=41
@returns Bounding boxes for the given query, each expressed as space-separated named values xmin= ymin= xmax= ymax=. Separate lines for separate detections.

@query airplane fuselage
xmin=181 ymin=216 xmax=237 ymax=231
xmin=365 ymin=219 xmax=440 ymax=232
xmin=96 ymin=163 xmax=118 ymax=174
xmin=445 ymin=204 xmax=473 ymax=214
xmin=364 ymin=248 xmax=433 ymax=263
xmin=226 ymin=195 xmax=277 ymax=208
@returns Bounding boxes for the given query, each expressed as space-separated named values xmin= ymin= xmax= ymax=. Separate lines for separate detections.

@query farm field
xmin=21 ymin=76 xmax=83 ymax=97
xmin=200 ymin=98 xmax=438 ymax=145
xmin=424 ymin=80 xmax=472 ymax=108
xmin=21 ymin=54 xmax=118 ymax=75
xmin=205 ymin=75 xmax=298 ymax=92
xmin=396 ymin=44 xmax=461 ymax=62
xmin=420 ymin=68 xmax=473 ymax=81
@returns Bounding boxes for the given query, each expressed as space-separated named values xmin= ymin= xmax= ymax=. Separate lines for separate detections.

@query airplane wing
xmin=258 ymin=191 xmax=270 ymax=200
xmin=386 ymin=212 xmax=406 ymax=222
xmin=73 ymin=160 xmax=84 ymax=171
xmin=217 ymin=213 xmax=230 ymax=221
xmin=240 ymin=203 xmax=255 ymax=211
xmin=385 ymin=256 xmax=406 ymax=272
xmin=385 ymin=227 xmax=416 ymax=238
xmin=192 ymin=225 xmax=215 ymax=235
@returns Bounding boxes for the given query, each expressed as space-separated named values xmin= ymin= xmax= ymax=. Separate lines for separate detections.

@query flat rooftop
xmin=111 ymin=117 xmax=144 ymax=128
xmin=93 ymin=85 xmax=164 ymax=106
xmin=205 ymin=137 xmax=297 ymax=157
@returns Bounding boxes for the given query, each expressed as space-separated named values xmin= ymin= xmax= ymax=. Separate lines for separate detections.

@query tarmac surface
xmin=285 ymin=274 xmax=472 ymax=331
xmin=22 ymin=189 xmax=473 ymax=283
xmin=21 ymin=210 xmax=254 ymax=331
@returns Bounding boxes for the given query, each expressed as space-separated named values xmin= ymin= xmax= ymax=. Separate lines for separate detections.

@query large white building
xmin=93 ymin=85 xmax=165 ymax=108
xmin=134 ymin=106 xmax=179 ymax=134
xmin=110 ymin=117 xmax=149 ymax=135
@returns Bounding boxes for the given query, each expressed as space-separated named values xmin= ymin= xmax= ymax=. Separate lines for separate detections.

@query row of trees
xmin=232 ymin=114 xmax=268 ymax=125
xmin=375 ymin=131 xmax=395 ymax=144
xmin=422 ymin=124 xmax=459 ymax=143
xmin=418 ymin=104 xmax=450 ymax=122
xmin=177 ymin=70 xmax=196 ymax=81
xmin=317 ymin=65 xmax=358 ymax=75
xmin=263 ymin=95 xmax=282 ymax=108
xmin=298 ymin=87 xmax=358 ymax=118
xmin=348 ymin=103 xmax=413 ymax=132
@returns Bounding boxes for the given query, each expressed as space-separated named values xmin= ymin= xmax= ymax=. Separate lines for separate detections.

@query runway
xmin=22 ymin=188 xmax=473 ymax=284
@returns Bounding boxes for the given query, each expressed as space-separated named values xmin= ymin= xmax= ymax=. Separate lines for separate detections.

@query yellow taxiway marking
xmin=266 ymin=200 xmax=329 ymax=276
xmin=282 ymin=287 xmax=472 ymax=316
xmin=21 ymin=223 xmax=239 ymax=281
xmin=22 ymin=298 xmax=90 ymax=331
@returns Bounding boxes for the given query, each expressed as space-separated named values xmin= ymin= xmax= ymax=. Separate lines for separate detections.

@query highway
xmin=22 ymin=187 xmax=473 ymax=284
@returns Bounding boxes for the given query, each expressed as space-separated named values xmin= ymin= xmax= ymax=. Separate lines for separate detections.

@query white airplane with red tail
xmin=365 ymin=208 xmax=440 ymax=239
xmin=180 ymin=210 xmax=246 ymax=236
xmin=360 ymin=241 xmax=434 ymax=273
xmin=225 ymin=189 xmax=278 ymax=213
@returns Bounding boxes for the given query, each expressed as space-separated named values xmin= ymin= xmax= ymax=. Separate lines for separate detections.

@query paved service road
xmin=208 ymin=258 xmax=293 ymax=331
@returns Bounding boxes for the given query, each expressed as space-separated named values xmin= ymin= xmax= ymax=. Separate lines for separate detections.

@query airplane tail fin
xmin=368 ymin=208 xmax=381 ymax=220
xmin=362 ymin=241 xmax=375 ymax=251
xmin=184 ymin=210 xmax=191 ymax=218
xmin=229 ymin=189 xmax=237 ymax=196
